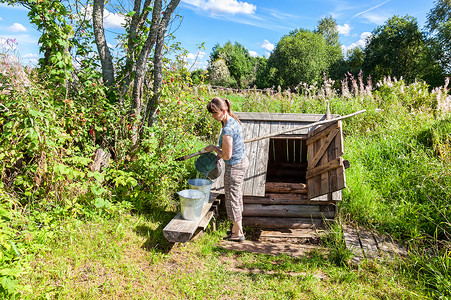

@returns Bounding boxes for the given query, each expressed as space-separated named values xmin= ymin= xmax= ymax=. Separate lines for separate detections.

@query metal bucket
xmin=177 ymin=189 xmax=205 ymax=221
xmin=188 ymin=178 xmax=212 ymax=205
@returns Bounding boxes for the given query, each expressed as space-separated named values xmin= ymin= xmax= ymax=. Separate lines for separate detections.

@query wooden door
xmin=306 ymin=121 xmax=346 ymax=200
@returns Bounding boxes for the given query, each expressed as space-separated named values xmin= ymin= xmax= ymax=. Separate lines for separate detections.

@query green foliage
xmin=427 ymin=0 xmax=451 ymax=73
xmin=263 ymin=29 xmax=340 ymax=89
xmin=208 ymin=41 xmax=260 ymax=88
xmin=363 ymin=15 xmax=443 ymax=86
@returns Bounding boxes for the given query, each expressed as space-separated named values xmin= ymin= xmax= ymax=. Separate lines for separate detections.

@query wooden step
xmin=243 ymin=204 xmax=335 ymax=218
xmin=243 ymin=217 xmax=334 ymax=229
xmin=163 ymin=194 xmax=220 ymax=243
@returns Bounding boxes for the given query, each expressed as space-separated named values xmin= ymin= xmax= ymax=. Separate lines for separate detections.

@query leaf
xmin=90 ymin=186 xmax=106 ymax=196
xmin=94 ymin=198 xmax=105 ymax=208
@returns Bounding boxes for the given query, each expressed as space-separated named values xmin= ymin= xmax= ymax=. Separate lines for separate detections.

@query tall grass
xmin=1 ymin=42 xmax=450 ymax=298
xmin=208 ymin=75 xmax=450 ymax=297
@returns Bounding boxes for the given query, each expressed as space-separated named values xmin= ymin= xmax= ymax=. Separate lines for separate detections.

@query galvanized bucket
xmin=177 ymin=189 xmax=205 ymax=221
xmin=188 ymin=178 xmax=212 ymax=205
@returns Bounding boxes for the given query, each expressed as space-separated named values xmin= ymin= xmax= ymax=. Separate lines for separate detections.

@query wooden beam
xmin=306 ymin=157 xmax=343 ymax=179
xmin=235 ymin=112 xmax=330 ymax=122
xmin=243 ymin=217 xmax=331 ymax=229
xmin=243 ymin=204 xmax=335 ymax=218
xmin=265 ymin=182 xmax=307 ymax=194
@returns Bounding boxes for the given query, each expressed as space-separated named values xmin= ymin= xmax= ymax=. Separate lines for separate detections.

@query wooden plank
xmin=307 ymin=120 xmax=345 ymax=199
xmin=243 ymin=121 xmax=260 ymax=196
xmin=163 ymin=201 xmax=214 ymax=243
xmin=270 ymin=135 xmax=308 ymax=139
xmin=357 ymin=229 xmax=379 ymax=259
xmin=310 ymin=190 xmax=342 ymax=202
xmin=308 ymin=127 xmax=340 ymax=167
xmin=300 ymin=139 xmax=307 ymax=164
xmin=273 ymin=123 xmax=288 ymax=162
xmin=251 ymin=121 xmax=271 ymax=197
xmin=235 ymin=112 xmax=332 ymax=123
xmin=306 ymin=158 xmax=343 ymax=179
xmin=198 ymin=210 xmax=215 ymax=230
xmin=243 ymin=204 xmax=335 ymax=218
xmin=372 ymin=233 xmax=408 ymax=257
xmin=260 ymin=228 xmax=320 ymax=239
xmin=218 ymin=240 xmax=319 ymax=258
xmin=244 ymin=195 xmax=336 ymax=205
xmin=307 ymin=130 xmax=321 ymax=199
xmin=243 ymin=217 xmax=328 ymax=229
xmin=342 ymin=225 xmax=364 ymax=263
xmin=307 ymin=121 xmax=339 ymax=144
xmin=265 ymin=182 xmax=308 ymax=194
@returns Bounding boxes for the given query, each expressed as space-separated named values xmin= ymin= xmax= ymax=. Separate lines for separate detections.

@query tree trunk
xmin=130 ymin=0 xmax=180 ymax=145
xmin=93 ymin=0 xmax=115 ymax=87
xmin=146 ymin=29 xmax=164 ymax=127
xmin=119 ymin=0 xmax=154 ymax=97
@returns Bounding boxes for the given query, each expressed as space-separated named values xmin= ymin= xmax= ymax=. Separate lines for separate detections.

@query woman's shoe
xmin=228 ymin=235 xmax=245 ymax=242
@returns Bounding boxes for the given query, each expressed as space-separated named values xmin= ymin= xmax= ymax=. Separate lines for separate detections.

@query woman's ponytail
xmin=207 ymin=97 xmax=241 ymax=124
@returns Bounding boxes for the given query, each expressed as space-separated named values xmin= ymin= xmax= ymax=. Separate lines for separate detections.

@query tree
xmin=263 ymin=29 xmax=335 ymax=89
xmin=209 ymin=58 xmax=234 ymax=87
xmin=2 ymin=0 xmax=182 ymax=146
xmin=427 ymin=0 xmax=451 ymax=73
xmin=363 ymin=15 xmax=443 ymax=85
xmin=208 ymin=41 xmax=257 ymax=88
xmin=315 ymin=16 xmax=340 ymax=47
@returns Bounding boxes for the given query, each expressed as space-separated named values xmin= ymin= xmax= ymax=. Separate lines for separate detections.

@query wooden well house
xmin=211 ymin=112 xmax=348 ymax=229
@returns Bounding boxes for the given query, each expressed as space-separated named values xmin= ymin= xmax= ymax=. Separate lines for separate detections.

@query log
xmin=90 ymin=148 xmax=111 ymax=172
xmin=265 ymin=182 xmax=308 ymax=194
xmin=243 ymin=204 xmax=335 ymax=218
xmin=243 ymin=217 xmax=332 ymax=229
xmin=244 ymin=193 xmax=311 ymax=205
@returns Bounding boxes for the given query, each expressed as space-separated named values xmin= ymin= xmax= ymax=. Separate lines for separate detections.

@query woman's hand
xmin=204 ymin=135 xmax=232 ymax=160
xmin=204 ymin=145 xmax=217 ymax=153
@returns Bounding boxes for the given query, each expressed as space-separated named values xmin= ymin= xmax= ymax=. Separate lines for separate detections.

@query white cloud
xmin=264 ymin=51 xmax=270 ymax=58
xmin=186 ymin=51 xmax=206 ymax=60
xmin=80 ymin=6 xmax=125 ymax=28
xmin=337 ymin=23 xmax=351 ymax=35
xmin=360 ymin=32 xmax=372 ymax=40
xmin=23 ymin=53 xmax=39 ymax=58
xmin=7 ymin=23 xmax=27 ymax=32
xmin=0 ymin=17 xmax=3 ymax=21
xmin=182 ymin=0 xmax=256 ymax=15
xmin=353 ymin=0 xmax=390 ymax=19
xmin=341 ymin=32 xmax=372 ymax=54
xmin=26 ymin=58 xmax=38 ymax=65
xmin=248 ymin=50 xmax=258 ymax=57
xmin=103 ymin=10 xmax=125 ymax=28
xmin=362 ymin=13 xmax=388 ymax=25
xmin=261 ymin=39 xmax=274 ymax=51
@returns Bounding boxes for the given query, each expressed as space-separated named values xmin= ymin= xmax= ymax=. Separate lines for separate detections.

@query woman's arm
xmin=204 ymin=135 xmax=233 ymax=160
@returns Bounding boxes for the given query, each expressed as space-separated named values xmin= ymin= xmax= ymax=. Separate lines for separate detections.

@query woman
xmin=204 ymin=97 xmax=249 ymax=242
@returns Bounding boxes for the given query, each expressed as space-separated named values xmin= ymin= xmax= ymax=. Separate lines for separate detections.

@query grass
xmin=20 ymin=210 xmax=429 ymax=300
xmin=4 ymin=75 xmax=450 ymax=298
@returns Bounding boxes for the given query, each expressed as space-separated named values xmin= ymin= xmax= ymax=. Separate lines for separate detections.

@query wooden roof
xmin=212 ymin=112 xmax=338 ymax=197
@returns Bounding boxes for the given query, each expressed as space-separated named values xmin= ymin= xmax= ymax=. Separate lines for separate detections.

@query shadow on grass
xmin=132 ymin=203 xmax=177 ymax=254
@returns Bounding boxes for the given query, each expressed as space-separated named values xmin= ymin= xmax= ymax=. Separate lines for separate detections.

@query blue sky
xmin=0 ymin=0 xmax=436 ymax=69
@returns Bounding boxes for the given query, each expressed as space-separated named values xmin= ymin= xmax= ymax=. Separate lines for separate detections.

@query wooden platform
xmin=163 ymin=193 xmax=220 ymax=243
xmin=242 ymin=182 xmax=338 ymax=229
xmin=343 ymin=225 xmax=407 ymax=262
